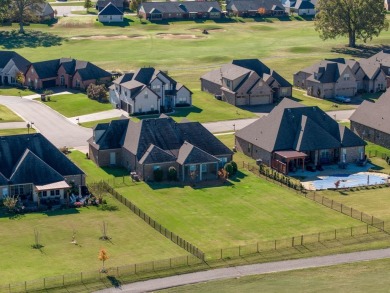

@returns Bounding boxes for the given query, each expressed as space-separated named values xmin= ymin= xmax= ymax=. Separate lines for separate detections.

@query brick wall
xmin=351 ymin=121 xmax=390 ymax=149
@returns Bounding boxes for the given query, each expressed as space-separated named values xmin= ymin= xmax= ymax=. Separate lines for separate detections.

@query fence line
xmin=92 ymin=181 xmax=205 ymax=260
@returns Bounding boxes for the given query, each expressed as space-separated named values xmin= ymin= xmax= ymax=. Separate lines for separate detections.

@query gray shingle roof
xmin=177 ymin=142 xmax=220 ymax=165
xmin=0 ymin=133 xmax=84 ymax=185
xmin=295 ymin=0 xmax=315 ymax=9
xmin=140 ymin=1 xmax=221 ymax=14
xmin=0 ymin=51 xmax=31 ymax=73
xmin=97 ymin=0 xmax=123 ymax=10
xmin=350 ymin=91 xmax=390 ymax=135
xmin=236 ymin=98 xmax=365 ymax=152
xmin=227 ymin=0 xmax=285 ymax=11
xmin=99 ymin=1 xmax=123 ymax=15
xmin=139 ymin=144 xmax=176 ymax=165
xmin=92 ymin=119 xmax=129 ymax=150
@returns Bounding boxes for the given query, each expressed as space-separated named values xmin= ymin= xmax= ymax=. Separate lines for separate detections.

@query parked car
xmin=334 ymin=96 xmax=351 ymax=103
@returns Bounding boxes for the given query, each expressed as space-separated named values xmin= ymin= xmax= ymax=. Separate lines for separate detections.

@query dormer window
xmin=31 ymin=68 xmax=34 ymax=74
xmin=144 ymin=91 xmax=148 ymax=98
xmin=343 ymin=74 xmax=350 ymax=81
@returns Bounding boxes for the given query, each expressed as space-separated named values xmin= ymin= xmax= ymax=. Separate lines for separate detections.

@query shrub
xmin=87 ymin=83 xmax=109 ymax=103
xmin=224 ymin=163 xmax=233 ymax=177
xmin=153 ymin=168 xmax=163 ymax=182
xmin=167 ymin=166 xmax=177 ymax=181
xmin=230 ymin=161 xmax=238 ymax=175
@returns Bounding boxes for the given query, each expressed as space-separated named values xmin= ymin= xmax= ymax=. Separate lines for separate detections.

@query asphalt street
xmin=94 ymin=248 xmax=390 ymax=293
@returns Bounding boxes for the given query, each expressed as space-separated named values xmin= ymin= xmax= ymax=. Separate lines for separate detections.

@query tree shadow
xmin=169 ymin=106 xmax=202 ymax=119
xmin=0 ymin=30 xmax=64 ymax=49
xmin=101 ymin=166 xmax=129 ymax=177
xmin=331 ymin=44 xmax=390 ymax=59
xmin=101 ymin=18 xmax=133 ymax=28
xmin=106 ymin=276 xmax=122 ymax=288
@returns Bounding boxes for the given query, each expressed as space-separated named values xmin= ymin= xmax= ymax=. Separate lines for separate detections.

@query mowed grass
xmin=37 ymin=93 xmax=112 ymax=117
xmin=160 ymin=258 xmax=390 ymax=293
xmin=365 ymin=142 xmax=390 ymax=173
xmin=0 ymin=196 xmax=187 ymax=284
xmin=0 ymin=86 xmax=35 ymax=96
xmin=0 ymin=105 xmax=23 ymax=122
xmin=0 ymin=128 xmax=36 ymax=135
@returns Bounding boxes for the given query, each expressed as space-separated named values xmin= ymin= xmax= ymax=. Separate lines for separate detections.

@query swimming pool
xmin=311 ymin=172 xmax=389 ymax=190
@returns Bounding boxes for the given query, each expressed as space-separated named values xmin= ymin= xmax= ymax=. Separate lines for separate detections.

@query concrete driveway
xmin=0 ymin=95 xmax=92 ymax=148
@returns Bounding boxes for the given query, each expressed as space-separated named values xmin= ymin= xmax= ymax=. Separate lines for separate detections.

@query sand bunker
xmin=70 ymin=35 xmax=147 ymax=40
xmin=189 ymin=28 xmax=225 ymax=32
xmin=155 ymin=33 xmax=204 ymax=39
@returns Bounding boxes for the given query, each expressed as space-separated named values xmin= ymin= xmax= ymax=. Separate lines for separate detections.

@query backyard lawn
xmin=0 ymin=105 xmax=23 ymax=122
xmin=0 ymin=86 xmax=35 ymax=97
xmin=0 ymin=196 xmax=187 ymax=284
xmin=37 ymin=93 xmax=113 ymax=117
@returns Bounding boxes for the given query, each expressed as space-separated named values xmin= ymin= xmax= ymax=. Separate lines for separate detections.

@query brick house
xmin=350 ymin=91 xmax=390 ymax=149
xmin=235 ymin=98 xmax=366 ymax=174
xmin=226 ymin=0 xmax=286 ymax=17
xmin=0 ymin=133 xmax=85 ymax=204
xmin=0 ymin=51 xmax=30 ymax=86
xmin=201 ymin=59 xmax=292 ymax=106
xmin=25 ymin=58 xmax=112 ymax=90
xmin=88 ymin=115 xmax=233 ymax=182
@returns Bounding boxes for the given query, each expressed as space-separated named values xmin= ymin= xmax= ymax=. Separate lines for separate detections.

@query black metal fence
xmin=93 ymin=181 xmax=205 ymax=260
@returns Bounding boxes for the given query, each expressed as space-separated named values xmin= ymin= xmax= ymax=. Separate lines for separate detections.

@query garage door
xmin=42 ymin=79 xmax=56 ymax=88
xmin=235 ymin=97 xmax=248 ymax=106
xmin=336 ymin=87 xmax=355 ymax=97
xmin=250 ymin=95 xmax=271 ymax=105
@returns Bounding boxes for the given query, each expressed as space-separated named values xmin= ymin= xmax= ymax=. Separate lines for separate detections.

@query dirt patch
xmin=188 ymin=28 xmax=226 ymax=32
xmin=155 ymin=33 xmax=204 ymax=40
xmin=70 ymin=35 xmax=147 ymax=40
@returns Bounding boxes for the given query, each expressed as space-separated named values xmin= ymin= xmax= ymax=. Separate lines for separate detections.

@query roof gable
xmin=177 ymin=142 xmax=220 ymax=165
xmin=139 ymin=144 xmax=176 ymax=165
xmin=99 ymin=2 xmax=124 ymax=15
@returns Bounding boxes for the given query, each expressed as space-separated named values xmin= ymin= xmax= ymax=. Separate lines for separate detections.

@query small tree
xmin=230 ymin=161 xmax=238 ymax=175
xmin=334 ymin=180 xmax=341 ymax=189
xmin=87 ymin=83 xmax=109 ymax=103
xmin=167 ymin=166 xmax=177 ymax=181
xmin=224 ymin=162 xmax=233 ymax=178
xmin=84 ymin=0 xmax=93 ymax=12
xmin=130 ymin=0 xmax=141 ymax=12
xmin=153 ymin=168 xmax=163 ymax=182
xmin=98 ymin=248 xmax=109 ymax=273
xmin=15 ymin=71 xmax=25 ymax=86
xmin=3 ymin=196 xmax=19 ymax=212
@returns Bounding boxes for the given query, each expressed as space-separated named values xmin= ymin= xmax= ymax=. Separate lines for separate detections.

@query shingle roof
xmin=91 ymin=119 xmax=129 ymax=150
xmin=295 ymin=0 xmax=315 ymax=9
xmin=227 ymin=0 xmax=285 ymax=11
xmin=97 ymin=0 xmax=123 ymax=10
xmin=140 ymin=1 xmax=221 ymax=14
xmin=99 ymin=2 xmax=123 ymax=16
xmin=367 ymin=50 xmax=390 ymax=67
xmin=350 ymin=91 xmax=390 ymax=135
xmin=30 ymin=59 xmax=60 ymax=79
xmin=0 ymin=51 xmax=31 ymax=73
xmin=139 ymin=144 xmax=176 ymax=165
xmin=177 ymin=142 xmax=220 ymax=165
xmin=236 ymin=98 xmax=365 ymax=152
xmin=0 ymin=134 xmax=84 ymax=185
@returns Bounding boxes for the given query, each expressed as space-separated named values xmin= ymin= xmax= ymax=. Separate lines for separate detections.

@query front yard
xmin=0 ymin=105 xmax=23 ymax=122
xmin=0 ymin=86 xmax=35 ymax=97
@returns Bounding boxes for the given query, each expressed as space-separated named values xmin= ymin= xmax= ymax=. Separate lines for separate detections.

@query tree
xmin=84 ymin=0 xmax=93 ymax=12
xmin=98 ymin=248 xmax=109 ymax=273
xmin=0 ymin=0 xmax=11 ymax=23
xmin=130 ymin=0 xmax=141 ymax=12
xmin=86 ymin=83 xmax=109 ymax=103
xmin=15 ymin=71 xmax=25 ymax=86
xmin=13 ymin=0 xmax=45 ymax=34
xmin=314 ymin=0 xmax=389 ymax=48
xmin=3 ymin=195 xmax=19 ymax=212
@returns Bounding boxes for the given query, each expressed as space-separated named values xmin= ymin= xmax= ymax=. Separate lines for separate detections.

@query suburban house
xmin=25 ymin=58 xmax=112 ymax=90
xmin=294 ymin=58 xmax=387 ymax=99
xmin=34 ymin=2 xmax=55 ymax=20
xmin=88 ymin=116 xmax=233 ymax=182
xmin=96 ymin=0 xmax=123 ymax=11
xmin=201 ymin=59 xmax=292 ymax=106
xmin=235 ymin=98 xmax=366 ymax=174
xmin=109 ymin=67 xmax=192 ymax=114
xmin=350 ymin=91 xmax=390 ymax=149
xmin=0 ymin=51 xmax=31 ymax=86
xmin=138 ymin=1 xmax=222 ymax=21
xmin=367 ymin=50 xmax=390 ymax=88
xmin=385 ymin=0 xmax=390 ymax=11
xmin=0 ymin=133 xmax=85 ymax=204
xmin=293 ymin=0 xmax=316 ymax=16
xmin=226 ymin=0 xmax=286 ymax=17
xmin=98 ymin=2 xmax=124 ymax=23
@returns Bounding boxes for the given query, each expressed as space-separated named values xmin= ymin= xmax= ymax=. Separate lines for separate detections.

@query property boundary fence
xmin=367 ymin=150 xmax=390 ymax=159
xmin=93 ymin=181 xmax=205 ymax=260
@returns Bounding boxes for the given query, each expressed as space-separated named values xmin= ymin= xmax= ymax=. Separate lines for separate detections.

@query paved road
xmin=95 ymin=248 xmax=390 ymax=293
xmin=0 ymin=95 xmax=91 ymax=148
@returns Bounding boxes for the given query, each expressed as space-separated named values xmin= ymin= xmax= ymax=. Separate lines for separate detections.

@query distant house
xmin=200 ymin=59 xmax=292 ymax=106
xmin=109 ymin=68 xmax=192 ymax=114
xmin=293 ymin=58 xmax=387 ymax=99
xmin=0 ymin=51 xmax=31 ymax=86
xmin=96 ymin=0 xmax=124 ymax=11
xmin=34 ymin=2 xmax=55 ymax=20
xmin=293 ymin=0 xmax=316 ymax=16
xmin=25 ymin=58 xmax=112 ymax=90
xmin=0 ymin=133 xmax=85 ymax=204
xmin=367 ymin=50 xmax=390 ymax=88
xmin=98 ymin=2 xmax=124 ymax=23
xmin=226 ymin=0 xmax=286 ymax=17
xmin=138 ymin=1 xmax=222 ymax=21
xmin=350 ymin=91 xmax=390 ymax=149
xmin=88 ymin=116 xmax=233 ymax=182
xmin=235 ymin=98 xmax=366 ymax=174
xmin=385 ymin=0 xmax=390 ymax=11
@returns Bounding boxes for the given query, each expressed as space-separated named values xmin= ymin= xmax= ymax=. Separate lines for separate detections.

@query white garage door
xmin=250 ymin=95 xmax=271 ymax=105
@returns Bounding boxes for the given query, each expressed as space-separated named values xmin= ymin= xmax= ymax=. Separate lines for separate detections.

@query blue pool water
xmin=311 ymin=173 xmax=388 ymax=190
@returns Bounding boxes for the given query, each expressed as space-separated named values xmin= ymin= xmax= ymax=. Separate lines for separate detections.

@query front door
xmin=110 ymin=152 xmax=116 ymax=165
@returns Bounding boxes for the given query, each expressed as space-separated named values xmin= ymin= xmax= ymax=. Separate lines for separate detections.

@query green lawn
xmin=366 ymin=142 xmax=390 ymax=173
xmin=160 ymin=258 xmax=390 ymax=293
xmin=0 ymin=195 xmax=187 ymax=284
xmin=80 ymin=117 xmax=120 ymax=128
xmin=0 ymin=86 xmax=35 ymax=96
xmin=0 ymin=128 xmax=36 ymax=135
xmin=37 ymin=93 xmax=112 ymax=117
xmin=0 ymin=105 xmax=23 ymax=122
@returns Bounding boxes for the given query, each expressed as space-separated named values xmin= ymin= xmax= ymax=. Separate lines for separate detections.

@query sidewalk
xmin=68 ymin=109 xmax=126 ymax=124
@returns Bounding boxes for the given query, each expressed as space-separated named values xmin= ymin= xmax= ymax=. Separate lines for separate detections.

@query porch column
xmin=216 ymin=162 xmax=218 ymax=179
xmin=182 ymin=165 xmax=185 ymax=182
xmin=302 ymin=158 xmax=305 ymax=171
xmin=286 ymin=158 xmax=290 ymax=175
xmin=199 ymin=164 xmax=202 ymax=181
xmin=78 ymin=185 xmax=82 ymax=196
xmin=314 ymin=151 xmax=318 ymax=166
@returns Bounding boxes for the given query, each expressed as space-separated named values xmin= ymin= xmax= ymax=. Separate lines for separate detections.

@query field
xmin=36 ymin=93 xmax=112 ymax=117
xmin=160 ymin=258 xmax=390 ymax=293
xmin=0 ymin=104 xmax=23 ymax=122
xmin=0 ymin=195 xmax=187 ymax=284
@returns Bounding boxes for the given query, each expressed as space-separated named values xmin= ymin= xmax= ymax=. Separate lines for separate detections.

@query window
xmin=247 ymin=144 xmax=252 ymax=153
xmin=165 ymin=84 xmax=169 ymax=90
xmin=31 ymin=68 xmax=34 ymax=73
xmin=201 ymin=164 xmax=207 ymax=173
xmin=343 ymin=74 xmax=350 ymax=81
xmin=75 ymin=79 xmax=80 ymax=88
xmin=124 ymin=90 xmax=127 ymax=96
xmin=219 ymin=157 xmax=227 ymax=168
xmin=55 ymin=190 xmax=60 ymax=195
xmin=153 ymin=165 xmax=161 ymax=170
xmin=144 ymin=91 xmax=148 ymax=98
xmin=190 ymin=165 xmax=196 ymax=172
xmin=138 ymin=106 xmax=142 ymax=113
xmin=42 ymin=191 xmax=47 ymax=197
xmin=60 ymin=75 xmax=65 ymax=86
xmin=151 ymin=104 xmax=154 ymax=111
xmin=226 ymin=79 xmax=231 ymax=87
xmin=281 ymin=88 xmax=288 ymax=95
xmin=50 ymin=190 xmax=55 ymax=196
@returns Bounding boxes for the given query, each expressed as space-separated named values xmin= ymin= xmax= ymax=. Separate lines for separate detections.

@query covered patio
xmin=271 ymin=150 xmax=307 ymax=175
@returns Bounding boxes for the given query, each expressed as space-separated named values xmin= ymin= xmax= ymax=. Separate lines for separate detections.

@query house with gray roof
xmin=226 ymin=0 xmax=286 ymax=17
xmin=109 ymin=68 xmax=192 ymax=114
xmin=350 ymin=91 xmax=390 ymax=149
xmin=235 ymin=98 xmax=366 ymax=174
xmin=0 ymin=51 xmax=31 ymax=86
xmin=24 ymin=58 xmax=112 ymax=90
xmin=98 ymin=2 xmax=124 ymax=22
xmin=88 ymin=115 xmax=233 ymax=182
xmin=293 ymin=0 xmax=316 ymax=16
xmin=201 ymin=59 xmax=292 ymax=106
xmin=0 ymin=133 xmax=85 ymax=205
xmin=138 ymin=1 xmax=221 ymax=21
xmin=367 ymin=50 xmax=390 ymax=88
xmin=96 ymin=0 xmax=123 ymax=11
xmin=294 ymin=57 xmax=387 ymax=99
